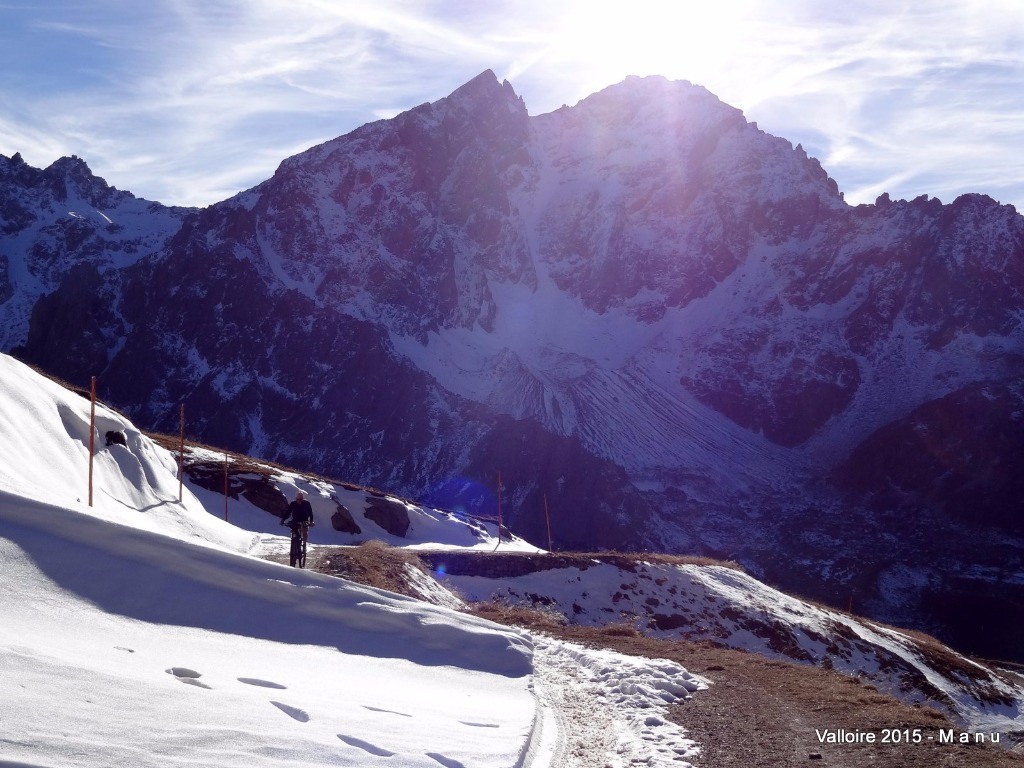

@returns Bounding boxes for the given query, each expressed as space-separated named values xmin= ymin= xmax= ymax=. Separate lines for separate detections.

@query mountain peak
xmin=46 ymin=154 xmax=93 ymax=176
xmin=0 ymin=151 xmax=37 ymax=185
xmin=39 ymin=155 xmax=120 ymax=203
xmin=579 ymin=74 xmax=744 ymax=126
xmin=444 ymin=69 xmax=525 ymax=116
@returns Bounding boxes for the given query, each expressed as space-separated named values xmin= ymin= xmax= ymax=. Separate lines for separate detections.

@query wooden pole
xmin=543 ymin=492 xmax=553 ymax=552
xmin=177 ymin=404 xmax=185 ymax=503
xmin=88 ymin=376 xmax=96 ymax=507
xmin=223 ymin=453 xmax=229 ymax=522
xmin=492 ymin=471 xmax=502 ymax=552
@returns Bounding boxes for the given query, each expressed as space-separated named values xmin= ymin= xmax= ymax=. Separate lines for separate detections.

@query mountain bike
xmin=285 ymin=521 xmax=312 ymax=568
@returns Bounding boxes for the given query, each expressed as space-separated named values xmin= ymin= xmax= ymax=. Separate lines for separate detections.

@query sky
xmin=1 ymin=0 xmax=1023 ymax=210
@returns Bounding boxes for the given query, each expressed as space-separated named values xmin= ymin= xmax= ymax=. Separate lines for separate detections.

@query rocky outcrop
xmin=363 ymin=496 xmax=411 ymax=537
xmin=182 ymin=461 xmax=288 ymax=517
xmin=330 ymin=503 xmax=362 ymax=534
xmin=240 ymin=475 xmax=289 ymax=517
xmin=104 ymin=430 xmax=127 ymax=447
xmin=836 ymin=381 xmax=1024 ymax=530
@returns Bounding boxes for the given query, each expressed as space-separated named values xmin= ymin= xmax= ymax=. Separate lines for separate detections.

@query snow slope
xmin=0 ymin=354 xmax=250 ymax=552
xmin=0 ymin=354 xmax=537 ymax=765
xmin=0 ymin=500 xmax=535 ymax=767
xmin=0 ymin=353 xmax=714 ymax=767
xmin=442 ymin=557 xmax=1024 ymax=737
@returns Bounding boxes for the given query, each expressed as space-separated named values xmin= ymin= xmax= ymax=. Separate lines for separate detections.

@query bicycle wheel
xmin=289 ymin=531 xmax=301 ymax=568
xmin=299 ymin=537 xmax=307 ymax=568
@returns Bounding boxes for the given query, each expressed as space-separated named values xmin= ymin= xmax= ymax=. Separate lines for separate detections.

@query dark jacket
xmin=282 ymin=498 xmax=314 ymax=527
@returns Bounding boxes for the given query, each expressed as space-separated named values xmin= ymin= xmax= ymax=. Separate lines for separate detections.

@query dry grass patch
xmin=469 ymin=601 xmax=568 ymax=632
xmin=314 ymin=541 xmax=428 ymax=597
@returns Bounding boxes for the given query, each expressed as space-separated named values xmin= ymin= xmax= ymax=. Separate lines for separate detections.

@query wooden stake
xmin=223 ymin=453 xmax=229 ymax=522
xmin=177 ymin=404 xmax=185 ymax=503
xmin=543 ymin=492 xmax=553 ymax=552
xmin=492 ymin=471 xmax=502 ymax=552
xmin=88 ymin=376 xmax=96 ymax=507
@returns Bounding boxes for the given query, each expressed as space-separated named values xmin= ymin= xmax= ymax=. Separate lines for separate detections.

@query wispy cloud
xmin=702 ymin=1 xmax=1024 ymax=206
xmin=0 ymin=0 xmax=1022 ymax=209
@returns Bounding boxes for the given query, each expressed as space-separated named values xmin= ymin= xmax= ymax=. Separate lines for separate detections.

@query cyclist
xmin=280 ymin=490 xmax=314 ymax=567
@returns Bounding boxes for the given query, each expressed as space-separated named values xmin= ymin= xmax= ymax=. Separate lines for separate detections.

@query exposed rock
xmin=182 ymin=461 xmax=226 ymax=495
xmin=104 ymin=430 xmax=127 ymax=447
xmin=239 ymin=475 xmax=288 ymax=517
xmin=331 ymin=503 xmax=362 ymax=534
xmin=182 ymin=461 xmax=287 ymax=517
xmin=22 ymin=264 xmax=118 ymax=386
xmin=364 ymin=496 xmax=410 ymax=537
xmin=0 ymin=254 xmax=11 ymax=304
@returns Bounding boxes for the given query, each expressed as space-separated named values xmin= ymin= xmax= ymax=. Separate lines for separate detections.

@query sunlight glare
xmin=549 ymin=0 xmax=761 ymax=94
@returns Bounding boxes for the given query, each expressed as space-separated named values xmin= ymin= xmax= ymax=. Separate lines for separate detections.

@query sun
xmin=548 ymin=0 xmax=762 ymax=94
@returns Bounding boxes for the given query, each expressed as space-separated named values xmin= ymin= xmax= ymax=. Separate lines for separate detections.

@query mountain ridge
xmin=1 ymin=70 xmax=1021 ymax=661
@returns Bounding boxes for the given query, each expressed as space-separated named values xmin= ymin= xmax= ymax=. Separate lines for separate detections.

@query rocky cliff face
xmin=2 ymin=71 xmax=1021 ymax=660
xmin=0 ymin=152 xmax=192 ymax=355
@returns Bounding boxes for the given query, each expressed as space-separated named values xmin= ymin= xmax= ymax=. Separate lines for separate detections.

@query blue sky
xmin=2 ymin=0 xmax=1023 ymax=210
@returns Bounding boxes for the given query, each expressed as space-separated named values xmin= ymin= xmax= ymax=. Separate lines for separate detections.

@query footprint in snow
xmin=166 ymin=667 xmax=212 ymax=689
xmin=114 ymin=646 xmax=135 ymax=654
xmin=363 ymin=705 xmax=412 ymax=717
xmin=166 ymin=667 xmax=201 ymax=678
xmin=459 ymin=721 xmax=499 ymax=728
xmin=238 ymin=677 xmax=287 ymax=690
xmin=337 ymin=734 xmax=394 ymax=757
xmin=426 ymin=753 xmax=466 ymax=768
xmin=270 ymin=701 xmax=310 ymax=722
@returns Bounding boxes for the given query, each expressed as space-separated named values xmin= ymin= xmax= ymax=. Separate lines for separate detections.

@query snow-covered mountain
xmin=0 ymin=152 xmax=192 ymax=355
xmin=1 ymin=71 xmax=1021 ymax=663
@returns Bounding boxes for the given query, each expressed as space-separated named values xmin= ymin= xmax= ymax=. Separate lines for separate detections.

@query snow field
xmin=0 ymin=536 xmax=534 ymax=768
xmin=0 ymin=354 xmax=254 ymax=553
xmin=0 ymin=352 xmax=717 ymax=767
xmin=0 ymin=353 xmax=542 ymax=766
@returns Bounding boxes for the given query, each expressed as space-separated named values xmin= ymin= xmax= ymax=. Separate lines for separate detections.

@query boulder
xmin=104 ymin=430 xmax=127 ymax=447
xmin=364 ymin=496 xmax=410 ymax=537
xmin=331 ymin=503 xmax=362 ymax=534
xmin=240 ymin=475 xmax=288 ymax=517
